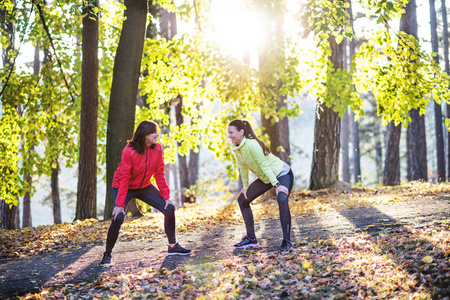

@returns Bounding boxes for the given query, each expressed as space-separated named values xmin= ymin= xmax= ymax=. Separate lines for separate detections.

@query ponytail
xmin=229 ymin=119 xmax=271 ymax=155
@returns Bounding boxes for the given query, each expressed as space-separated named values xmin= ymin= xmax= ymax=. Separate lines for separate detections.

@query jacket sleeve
xmin=236 ymin=151 xmax=250 ymax=189
xmin=115 ymin=147 xmax=133 ymax=207
xmin=153 ymin=145 xmax=170 ymax=200
xmin=250 ymin=141 xmax=279 ymax=186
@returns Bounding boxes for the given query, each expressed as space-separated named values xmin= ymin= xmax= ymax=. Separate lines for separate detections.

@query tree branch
xmin=0 ymin=6 xmax=34 ymax=100
xmin=32 ymin=0 xmax=77 ymax=103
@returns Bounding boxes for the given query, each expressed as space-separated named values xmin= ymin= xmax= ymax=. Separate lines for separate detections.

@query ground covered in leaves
xmin=2 ymin=182 xmax=450 ymax=299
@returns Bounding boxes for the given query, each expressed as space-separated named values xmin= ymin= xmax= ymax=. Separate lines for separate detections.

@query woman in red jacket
xmin=100 ymin=120 xmax=191 ymax=266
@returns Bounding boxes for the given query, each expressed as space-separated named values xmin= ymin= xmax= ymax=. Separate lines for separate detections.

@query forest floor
xmin=1 ymin=182 xmax=450 ymax=299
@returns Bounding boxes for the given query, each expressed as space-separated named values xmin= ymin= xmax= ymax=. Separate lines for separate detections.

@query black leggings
xmin=238 ymin=169 xmax=294 ymax=241
xmin=105 ymin=185 xmax=176 ymax=254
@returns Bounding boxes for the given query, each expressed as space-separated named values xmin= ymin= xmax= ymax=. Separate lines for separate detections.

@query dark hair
xmin=228 ymin=119 xmax=271 ymax=155
xmin=128 ymin=120 xmax=158 ymax=154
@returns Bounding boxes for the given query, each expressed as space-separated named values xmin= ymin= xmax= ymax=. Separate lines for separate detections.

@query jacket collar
xmin=232 ymin=137 xmax=248 ymax=151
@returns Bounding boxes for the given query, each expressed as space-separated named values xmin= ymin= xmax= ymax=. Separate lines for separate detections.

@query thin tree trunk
xmin=341 ymin=109 xmax=350 ymax=183
xmin=441 ymin=0 xmax=450 ymax=180
xmin=348 ymin=1 xmax=361 ymax=184
xmin=419 ymin=114 xmax=428 ymax=181
xmin=383 ymin=121 xmax=401 ymax=185
xmin=22 ymin=44 xmax=41 ymax=228
xmin=175 ymin=97 xmax=189 ymax=203
xmin=429 ymin=0 xmax=445 ymax=182
xmin=374 ymin=120 xmax=383 ymax=183
xmin=341 ymin=38 xmax=350 ymax=183
xmin=105 ymin=0 xmax=147 ymax=220
xmin=188 ymin=149 xmax=199 ymax=188
xmin=309 ymin=35 xmax=343 ymax=190
xmin=51 ymin=160 xmax=61 ymax=224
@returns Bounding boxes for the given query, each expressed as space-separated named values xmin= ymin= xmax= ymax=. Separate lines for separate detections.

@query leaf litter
xmin=2 ymin=182 xmax=450 ymax=299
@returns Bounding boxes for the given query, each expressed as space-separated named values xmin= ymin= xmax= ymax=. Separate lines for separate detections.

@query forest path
xmin=1 ymin=196 xmax=449 ymax=298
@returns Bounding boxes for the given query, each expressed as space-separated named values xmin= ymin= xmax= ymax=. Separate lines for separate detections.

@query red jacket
xmin=112 ymin=143 xmax=170 ymax=207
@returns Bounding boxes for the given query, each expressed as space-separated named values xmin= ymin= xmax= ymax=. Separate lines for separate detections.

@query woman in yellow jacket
xmin=228 ymin=120 xmax=294 ymax=252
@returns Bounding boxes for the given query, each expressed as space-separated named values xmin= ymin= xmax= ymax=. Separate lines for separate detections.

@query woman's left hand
xmin=165 ymin=199 xmax=176 ymax=210
xmin=275 ymin=185 xmax=289 ymax=195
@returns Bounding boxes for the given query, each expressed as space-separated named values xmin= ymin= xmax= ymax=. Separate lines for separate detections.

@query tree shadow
xmin=0 ymin=244 xmax=107 ymax=298
xmin=338 ymin=205 xmax=402 ymax=236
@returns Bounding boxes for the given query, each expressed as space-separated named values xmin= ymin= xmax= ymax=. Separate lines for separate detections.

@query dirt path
xmin=1 ymin=196 xmax=449 ymax=298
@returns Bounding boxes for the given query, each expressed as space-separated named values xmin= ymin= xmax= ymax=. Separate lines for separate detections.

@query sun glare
xmin=207 ymin=1 xmax=266 ymax=62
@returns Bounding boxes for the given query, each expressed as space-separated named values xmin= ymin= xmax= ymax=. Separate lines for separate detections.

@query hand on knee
xmin=165 ymin=204 xmax=175 ymax=215
xmin=114 ymin=212 xmax=125 ymax=223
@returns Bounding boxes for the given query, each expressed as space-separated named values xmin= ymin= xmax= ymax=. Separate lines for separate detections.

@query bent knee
xmin=277 ymin=193 xmax=289 ymax=204
xmin=164 ymin=204 xmax=175 ymax=215
xmin=238 ymin=194 xmax=251 ymax=208
xmin=113 ymin=212 xmax=125 ymax=224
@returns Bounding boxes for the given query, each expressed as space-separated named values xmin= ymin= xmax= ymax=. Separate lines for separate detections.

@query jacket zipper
xmin=238 ymin=149 xmax=251 ymax=170
xmin=138 ymin=148 xmax=148 ymax=189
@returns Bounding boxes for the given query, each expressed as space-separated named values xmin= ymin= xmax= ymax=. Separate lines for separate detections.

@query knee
xmin=112 ymin=212 xmax=125 ymax=225
xmin=277 ymin=193 xmax=289 ymax=205
xmin=164 ymin=204 xmax=175 ymax=216
xmin=238 ymin=194 xmax=250 ymax=208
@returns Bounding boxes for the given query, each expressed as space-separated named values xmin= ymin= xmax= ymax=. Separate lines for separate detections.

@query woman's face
xmin=145 ymin=131 xmax=160 ymax=146
xmin=227 ymin=126 xmax=244 ymax=145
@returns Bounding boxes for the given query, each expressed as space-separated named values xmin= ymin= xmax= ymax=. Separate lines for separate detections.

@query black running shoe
xmin=100 ymin=252 xmax=113 ymax=266
xmin=278 ymin=240 xmax=293 ymax=253
xmin=168 ymin=243 xmax=192 ymax=255
xmin=234 ymin=235 xmax=259 ymax=248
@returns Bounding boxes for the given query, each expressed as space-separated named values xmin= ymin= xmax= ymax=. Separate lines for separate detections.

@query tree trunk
xmin=419 ymin=114 xmax=428 ymax=181
xmin=341 ymin=109 xmax=350 ymax=183
xmin=348 ymin=2 xmax=361 ymax=185
xmin=188 ymin=149 xmax=199 ymax=188
xmin=76 ymin=0 xmax=99 ymax=220
xmin=105 ymin=0 xmax=147 ymax=220
xmin=125 ymin=198 xmax=142 ymax=216
xmin=374 ymin=119 xmax=383 ymax=183
xmin=175 ymin=97 xmax=189 ymax=203
xmin=441 ymin=0 xmax=450 ymax=180
xmin=429 ymin=0 xmax=445 ymax=182
xmin=407 ymin=109 xmax=424 ymax=180
xmin=159 ymin=6 xmax=177 ymax=192
xmin=51 ymin=160 xmax=61 ymax=224
xmin=341 ymin=37 xmax=350 ymax=183
xmin=22 ymin=44 xmax=41 ymax=228
xmin=1 ymin=6 xmax=17 ymax=229
xmin=400 ymin=0 xmax=426 ymax=182
xmin=383 ymin=121 xmax=401 ymax=185
xmin=309 ymin=35 xmax=344 ymax=190
xmin=1 ymin=200 xmax=18 ymax=230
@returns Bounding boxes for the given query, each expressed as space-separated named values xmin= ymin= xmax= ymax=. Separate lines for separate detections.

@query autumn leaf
xmin=421 ymin=256 xmax=433 ymax=264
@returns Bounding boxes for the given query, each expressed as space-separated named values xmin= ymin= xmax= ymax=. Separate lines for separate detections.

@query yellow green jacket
xmin=232 ymin=137 xmax=284 ymax=189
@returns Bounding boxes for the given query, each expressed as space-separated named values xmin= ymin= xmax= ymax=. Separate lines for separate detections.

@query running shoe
xmin=234 ymin=235 xmax=259 ymax=248
xmin=168 ymin=243 xmax=192 ymax=255
xmin=278 ymin=240 xmax=293 ymax=253
xmin=100 ymin=252 xmax=114 ymax=266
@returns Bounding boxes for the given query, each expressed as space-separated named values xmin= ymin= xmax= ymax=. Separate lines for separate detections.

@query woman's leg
xmin=105 ymin=188 xmax=135 ymax=254
xmin=238 ymin=179 xmax=272 ymax=238
xmin=276 ymin=170 xmax=294 ymax=241
xmin=136 ymin=185 xmax=176 ymax=244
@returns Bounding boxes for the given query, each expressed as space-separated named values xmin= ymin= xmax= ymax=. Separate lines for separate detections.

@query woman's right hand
xmin=112 ymin=206 xmax=125 ymax=220
xmin=240 ymin=188 xmax=248 ymax=199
